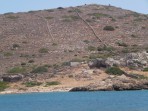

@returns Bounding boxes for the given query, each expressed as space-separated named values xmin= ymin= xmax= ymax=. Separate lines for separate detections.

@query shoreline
xmin=0 ymin=87 xmax=72 ymax=95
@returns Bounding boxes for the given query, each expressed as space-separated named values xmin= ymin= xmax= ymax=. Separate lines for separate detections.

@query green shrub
xmin=89 ymin=53 xmax=114 ymax=59
xmin=23 ymin=81 xmax=42 ymax=87
xmin=122 ymin=48 xmax=130 ymax=53
xmin=106 ymin=67 xmax=125 ymax=75
xmin=62 ymin=15 xmax=80 ymax=22
xmin=116 ymin=41 xmax=128 ymax=47
xmin=83 ymin=40 xmax=90 ymax=44
xmin=131 ymin=34 xmax=138 ymax=38
xmin=6 ymin=15 xmax=19 ymax=19
xmin=88 ymin=13 xmax=109 ymax=19
xmin=52 ymin=43 xmax=58 ymax=46
xmin=39 ymin=48 xmax=48 ymax=53
xmin=103 ymin=26 xmax=115 ymax=31
xmin=13 ymin=44 xmax=20 ymax=48
xmin=97 ymin=46 xmax=114 ymax=51
xmin=4 ymin=12 xmax=14 ymax=15
xmin=45 ymin=81 xmax=60 ymax=87
xmin=21 ymin=62 xmax=26 ymax=66
xmin=87 ymin=46 xmax=96 ymax=51
xmin=52 ymin=64 xmax=60 ymax=69
xmin=4 ymin=52 xmax=13 ymax=57
xmin=45 ymin=16 xmax=53 ymax=19
xmin=28 ymin=60 xmax=34 ymax=63
xmin=62 ymin=62 xmax=70 ymax=66
xmin=31 ymin=66 xmax=48 ymax=73
xmin=143 ymin=67 xmax=148 ymax=72
xmin=57 ymin=7 xmax=64 ymax=10
xmin=0 ymin=82 xmax=9 ymax=91
xmin=7 ymin=66 xmax=26 ymax=74
xmin=70 ymin=58 xmax=84 ymax=62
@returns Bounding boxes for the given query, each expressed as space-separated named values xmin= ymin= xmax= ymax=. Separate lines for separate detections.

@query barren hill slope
xmin=0 ymin=4 xmax=148 ymax=74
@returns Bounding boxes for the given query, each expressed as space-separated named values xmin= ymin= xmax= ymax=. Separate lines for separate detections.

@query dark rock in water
xmin=2 ymin=74 xmax=24 ymax=82
xmin=69 ymin=87 xmax=89 ymax=92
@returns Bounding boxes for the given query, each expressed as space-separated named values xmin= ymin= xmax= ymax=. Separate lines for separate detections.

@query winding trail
xmin=71 ymin=7 xmax=107 ymax=47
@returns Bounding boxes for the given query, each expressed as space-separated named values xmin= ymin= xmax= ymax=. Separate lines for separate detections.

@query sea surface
xmin=0 ymin=91 xmax=148 ymax=111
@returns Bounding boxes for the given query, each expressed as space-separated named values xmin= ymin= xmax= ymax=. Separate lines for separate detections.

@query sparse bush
xmin=45 ymin=81 xmax=60 ymax=87
xmin=6 ymin=15 xmax=19 ymax=19
xmin=103 ymin=26 xmax=115 ymax=31
xmin=68 ymin=9 xmax=82 ymax=13
xmin=87 ymin=46 xmax=96 ymax=51
xmin=70 ymin=58 xmax=84 ymax=62
xmin=131 ymin=34 xmax=138 ymax=38
xmin=89 ymin=53 xmax=114 ymax=59
xmin=85 ymin=19 xmax=94 ymax=23
xmin=45 ymin=16 xmax=53 ymax=19
xmin=116 ymin=41 xmax=128 ymax=47
xmin=46 ymin=9 xmax=54 ymax=12
xmin=22 ymin=41 xmax=27 ymax=44
xmin=52 ymin=43 xmax=58 ymax=46
xmin=62 ymin=15 xmax=80 ymax=22
xmin=4 ymin=52 xmax=13 ymax=57
xmin=62 ymin=62 xmax=70 ymax=66
xmin=23 ymin=81 xmax=42 ymax=87
xmin=88 ymin=13 xmax=109 ymax=19
xmin=106 ymin=67 xmax=125 ymax=75
xmin=28 ymin=11 xmax=36 ymax=13
xmin=143 ymin=67 xmax=148 ymax=72
xmin=7 ymin=66 xmax=26 ymax=74
xmin=13 ymin=44 xmax=20 ymax=48
xmin=39 ymin=48 xmax=48 ymax=53
xmin=43 ymin=64 xmax=52 ymax=68
xmin=28 ymin=60 xmax=34 ymax=63
xmin=121 ymin=48 xmax=129 ymax=53
xmin=0 ymin=82 xmax=9 ymax=91
xmin=4 ymin=12 xmax=14 ymax=15
xmin=52 ymin=64 xmax=60 ymax=69
xmin=21 ymin=62 xmax=26 ymax=66
xmin=57 ymin=7 xmax=64 ymax=10
xmin=31 ymin=66 xmax=48 ymax=74
xmin=97 ymin=46 xmax=114 ymax=51
xmin=83 ymin=40 xmax=90 ymax=44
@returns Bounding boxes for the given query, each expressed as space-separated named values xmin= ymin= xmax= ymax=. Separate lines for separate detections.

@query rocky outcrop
xmin=124 ymin=52 xmax=148 ymax=68
xmin=2 ymin=74 xmax=24 ymax=82
xmin=88 ymin=58 xmax=109 ymax=68
xmin=88 ymin=52 xmax=148 ymax=69
xmin=70 ymin=75 xmax=148 ymax=91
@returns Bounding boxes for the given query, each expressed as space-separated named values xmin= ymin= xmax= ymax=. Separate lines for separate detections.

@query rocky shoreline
xmin=0 ymin=75 xmax=147 ymax=95
xmin=70 ymin=75 xmax=148 ymax=91
xmin=1 ymin=52 xmax=148 ymax=94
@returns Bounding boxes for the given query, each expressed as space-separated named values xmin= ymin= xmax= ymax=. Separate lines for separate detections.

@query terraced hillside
xmin=0 ymin=4 xmax=148 ymax=74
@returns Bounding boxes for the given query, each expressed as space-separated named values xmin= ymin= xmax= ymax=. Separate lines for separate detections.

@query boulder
xmin=88 ymin=58 xmax=121 ymax=69
xmin=88 ymin=58 xmax=109 ymax=68
xmin=125 ymin=52 xmax=148 ymax=68
xmin=70 ymin=62 xmax=80 ymax=67
xmin=105 ymin=58 xmax=120 ymax=67
xmin=2 ymin=74 xmax=24 ymax=82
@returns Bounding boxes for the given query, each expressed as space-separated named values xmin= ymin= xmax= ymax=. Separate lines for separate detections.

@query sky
xmin=0 ymin=0 xmax=148 ymax=14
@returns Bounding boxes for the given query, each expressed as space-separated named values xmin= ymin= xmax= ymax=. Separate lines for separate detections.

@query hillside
xmin=0 ymin=4 xmax=148 ymax=74
xmin=0 ymin=4 xmax=148 ymax=93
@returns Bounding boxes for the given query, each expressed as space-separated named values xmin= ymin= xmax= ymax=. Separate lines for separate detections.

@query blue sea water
xmin=0 ymin=91 xmax=148 ymax=111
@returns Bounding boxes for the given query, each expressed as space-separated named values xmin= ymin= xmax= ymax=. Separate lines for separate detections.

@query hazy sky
xmin=0 ymin=0 xmax=148 ymax=14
